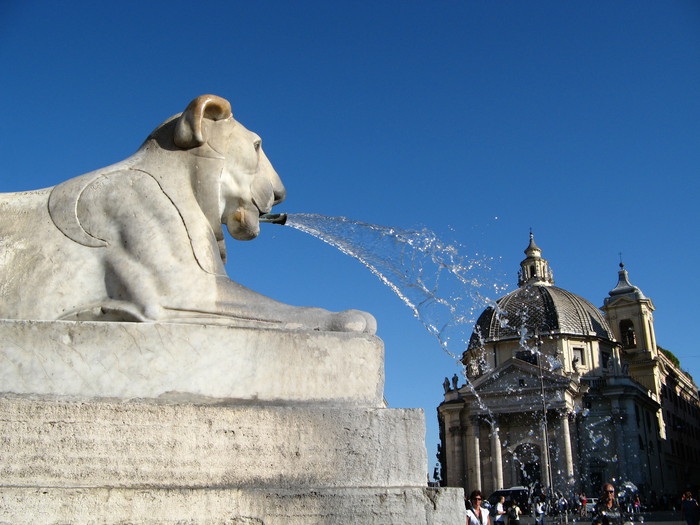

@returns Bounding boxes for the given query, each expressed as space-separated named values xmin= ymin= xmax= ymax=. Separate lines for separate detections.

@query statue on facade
xmin=0 ymin=95 xmax=375 ymax=334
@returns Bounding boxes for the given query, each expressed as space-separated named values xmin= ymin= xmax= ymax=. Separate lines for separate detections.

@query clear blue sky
xmin=2 ymin=1 xmax=699 ymax=474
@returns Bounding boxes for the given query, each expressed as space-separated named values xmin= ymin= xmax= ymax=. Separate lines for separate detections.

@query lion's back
xmin=0 ymin=188 xmax=54 ymax=260
xmin=0 ymin=188 xmax=106 ymax=320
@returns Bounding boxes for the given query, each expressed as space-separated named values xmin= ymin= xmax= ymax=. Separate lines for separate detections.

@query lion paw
xmin=329 ymin=309 xmax=377 ymax=334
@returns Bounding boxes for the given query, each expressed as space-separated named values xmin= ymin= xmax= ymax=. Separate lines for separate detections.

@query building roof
xmin=468 ymin=234 xmax=615 ymax=349
xmin=603 ymin=262 xmax=648 ymax=306
xmin=469 ymin=285 xmax=614 ymax=349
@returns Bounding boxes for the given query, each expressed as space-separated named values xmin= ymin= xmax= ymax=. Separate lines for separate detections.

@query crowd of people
xmin=464 ymin=484 xmax=700 ymax=525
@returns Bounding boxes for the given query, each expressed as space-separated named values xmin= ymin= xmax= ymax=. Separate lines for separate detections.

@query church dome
xmin=468 ymin=234 xmax=614 ymax=349
xmin=469 ymin=285 xmax=614 ymax=349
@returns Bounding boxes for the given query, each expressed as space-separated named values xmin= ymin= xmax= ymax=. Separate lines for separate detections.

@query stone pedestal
xmin=0 ymin=320 xmax=464 ymax=524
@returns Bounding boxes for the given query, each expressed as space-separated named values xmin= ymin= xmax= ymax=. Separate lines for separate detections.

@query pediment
xmin=466 ymin=357 xmax=572 ymax=395
xmin=460 ymin=358 xmax=579 ymax=413
xmin=604 ymin=295 xmax=655 ymax=310
xmin=604 ymin=296 xmax=636 ymax=308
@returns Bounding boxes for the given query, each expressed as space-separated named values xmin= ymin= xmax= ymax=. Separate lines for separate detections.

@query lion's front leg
xmin=77 ymin=171 xmax=220 ymax=321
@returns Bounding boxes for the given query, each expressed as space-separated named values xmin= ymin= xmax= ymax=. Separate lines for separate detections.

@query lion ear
xmin=174 ymin=95 xmax=232 ymax=149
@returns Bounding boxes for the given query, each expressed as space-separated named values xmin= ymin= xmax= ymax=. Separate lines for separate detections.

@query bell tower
xmin=601 ymin=262 xmax=658 ymax=391
xmin=602 ymin=263 xmax=657 ymax=356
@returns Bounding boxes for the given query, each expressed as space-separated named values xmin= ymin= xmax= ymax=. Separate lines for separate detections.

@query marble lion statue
xmin=0 ymin=95 xmax=376 ymax=333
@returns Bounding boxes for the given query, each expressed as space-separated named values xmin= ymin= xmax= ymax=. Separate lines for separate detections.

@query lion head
xmin=145 ymin=95 xmax=286 ymax=262
xmin=48 ymin=95 xmax=286 ymax=270
xmin=175 ymin=95 xmax=285 ymax=240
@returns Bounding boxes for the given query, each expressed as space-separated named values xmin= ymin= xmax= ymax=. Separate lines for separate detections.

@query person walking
xmin=592 ymin=483 xmax=623 ymax=525
xmin=633 ymin=495 xmax=641 ymax=515
xmin=494 ymin=496 xmax=507 ymax=524
xmin=508 ymin=501 xmax=522 ymax=525
xmin=535 ymin=499 xmax=546 ymax=525
xmin=466 ymin=490 xmax=491 ymax=525
xmin=681 ymin=491 xmax=700 ymax=525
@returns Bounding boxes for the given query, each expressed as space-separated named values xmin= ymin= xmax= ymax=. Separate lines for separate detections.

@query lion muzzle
xmin=227 ymin=207 xmax=260 ymax=241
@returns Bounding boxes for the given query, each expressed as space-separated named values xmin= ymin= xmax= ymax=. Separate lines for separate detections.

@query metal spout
xmin=259 ymin=212 xmax=287 ymax=225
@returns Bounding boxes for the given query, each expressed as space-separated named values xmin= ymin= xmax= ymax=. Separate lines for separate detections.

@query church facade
xmin=437 ymin=234 xmax=700 ymax=498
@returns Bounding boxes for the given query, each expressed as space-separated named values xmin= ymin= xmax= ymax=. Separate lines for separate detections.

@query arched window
xmin=620 ymin=319 xmax=636 ymax=348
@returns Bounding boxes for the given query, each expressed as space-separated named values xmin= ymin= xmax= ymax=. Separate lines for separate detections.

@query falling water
xmin=286 ymin=214 xmax=505 ymax=355
xmin=284 ymin=213 xmax=509 ymax=417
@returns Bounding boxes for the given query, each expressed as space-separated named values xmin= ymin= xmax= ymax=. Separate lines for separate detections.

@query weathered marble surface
xmin=0 ymin=94 xmax=375 ymax=334
xmin=0 ymin=320 xmax=467 ymax=523
xmin=0 ymin=398 xmax=424 ymax=488
xmin=0 ymin=320 xmax=384 ymax=406
xmin=0 ymin=486 xmax=465 ymax=525
xmin=0 ymin=394 xmax=466 ymax=524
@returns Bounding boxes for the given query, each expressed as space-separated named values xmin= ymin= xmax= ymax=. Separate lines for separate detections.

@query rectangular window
xmin=573 ymin=347 xmax=585 ymax=366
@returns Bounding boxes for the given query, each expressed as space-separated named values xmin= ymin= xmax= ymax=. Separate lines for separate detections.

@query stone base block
xmin=0 ymin=319 xmax=467 ymax=523
xmin=0 ymin=320 xmax=384 ymax=406
xmin=0 ymin=397 xmax=426 ymax=489
xmin=0 ymin=486 xmax=466 ymax=525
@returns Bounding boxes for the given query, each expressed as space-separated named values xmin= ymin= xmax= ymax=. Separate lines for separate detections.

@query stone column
xmin=445 ymin=410 xmax=466 ymax=487
xmin=621 ymin=399 xmax=641 ymax=482
xmin=490 ymin=421 xmax=504 ymax=490
xmin=610 ymin=401 xmax=628 ymax=478
xmin=540 ymin=418 xmax=551 ymax=490
xmin=442 ymin=407 xmax=464 ymax=487
xmin=560 ymin=412 xmax=575 ymax=487
xmin=466 ymin=416 xmax=481 ymax=491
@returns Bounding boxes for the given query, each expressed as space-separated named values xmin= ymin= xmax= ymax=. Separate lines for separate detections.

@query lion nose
xmin=272 ymin=182 xmax=286 ymax=205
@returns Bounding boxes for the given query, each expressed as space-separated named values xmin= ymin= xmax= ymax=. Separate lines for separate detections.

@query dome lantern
xmin=518 ymin=232 xmax=554 ymax=287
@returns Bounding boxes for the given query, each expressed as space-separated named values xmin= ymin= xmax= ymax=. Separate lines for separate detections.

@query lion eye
xmin=253 ymin=140 xmax=262 ymax=153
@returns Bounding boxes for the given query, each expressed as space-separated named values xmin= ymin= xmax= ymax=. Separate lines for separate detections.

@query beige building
xmin=437 ymin=234 xmax=700 ymax=498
